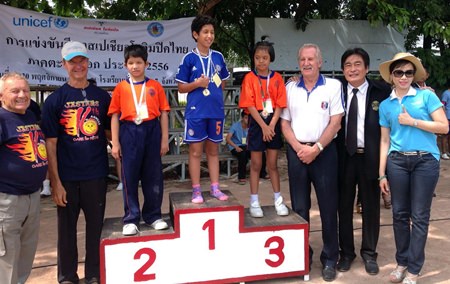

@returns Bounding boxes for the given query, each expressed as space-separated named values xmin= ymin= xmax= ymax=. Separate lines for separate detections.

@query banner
xmin=0 ymin=4 xmax=195 ymax=86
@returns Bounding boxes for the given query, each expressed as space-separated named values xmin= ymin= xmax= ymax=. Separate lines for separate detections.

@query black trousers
xmin=230 ymin=146 xmax=267 ymax=180
xmin=338 ymin=153 xmax=380 ymax=261
xmin=57 ymin=178 xmax=107 ymax=283
xmin=286 ymin=142 xmax=339 ymax=268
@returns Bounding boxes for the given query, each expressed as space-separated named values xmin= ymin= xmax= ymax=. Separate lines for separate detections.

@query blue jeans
xmin=387 ymin=151 xmax=439 ymax=275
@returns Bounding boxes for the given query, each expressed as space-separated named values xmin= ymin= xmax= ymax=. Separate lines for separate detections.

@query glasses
xmin=392 ymin=70 xmax=415 ymax=78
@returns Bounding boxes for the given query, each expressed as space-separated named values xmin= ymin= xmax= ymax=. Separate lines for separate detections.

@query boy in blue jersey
xmin=175 ymin=15 xmax=230 ymax=203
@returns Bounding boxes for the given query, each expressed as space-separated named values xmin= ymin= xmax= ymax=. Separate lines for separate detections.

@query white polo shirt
xmin=281 ymin=74 xmax=344 ymax=142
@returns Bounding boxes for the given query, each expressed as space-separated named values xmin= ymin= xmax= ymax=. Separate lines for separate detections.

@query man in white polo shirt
xmin=281 ymin=43 xmax=344 ymax=282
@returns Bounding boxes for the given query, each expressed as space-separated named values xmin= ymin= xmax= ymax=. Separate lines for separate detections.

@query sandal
xmin=402 ymin=273 xmax=418 ymax=284
xmin=390 ymin=265 xmax=407 ymax=283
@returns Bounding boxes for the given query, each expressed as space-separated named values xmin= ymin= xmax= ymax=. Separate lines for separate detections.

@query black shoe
xmin=86 ymin=277 xmax=99 ymax=284
xmin=336 ymin=257 xmax=353 ymax=272
xmin=364 ymin=259 xmax=379 ymax=275
xmin=322 ymin=266 xmax=336 ymax=282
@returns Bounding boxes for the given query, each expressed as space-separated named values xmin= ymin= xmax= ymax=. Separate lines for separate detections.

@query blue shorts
xmin=184 ymin=118 xmax=224 ymax=143
xmin=247 ymin=113 xmax=283 ymax=151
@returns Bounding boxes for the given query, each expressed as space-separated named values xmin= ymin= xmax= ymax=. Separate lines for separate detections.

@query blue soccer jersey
xmin=176 ymin=49 xmax=230 ymax=119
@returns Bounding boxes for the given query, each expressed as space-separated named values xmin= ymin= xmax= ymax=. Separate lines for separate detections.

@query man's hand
xmin=52 ymin=183 xmax=68 ymax=207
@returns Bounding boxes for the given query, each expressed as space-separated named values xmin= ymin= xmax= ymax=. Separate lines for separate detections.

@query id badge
xmin=138 ymin=104 xmax=149 ymax=120
xmin=212 ymin=73 xmax=222 ymax=88
xmin=264 ymin=98 xmax=274 ymax=114
xmin=242 ymin=137 xmax=247 ymax=145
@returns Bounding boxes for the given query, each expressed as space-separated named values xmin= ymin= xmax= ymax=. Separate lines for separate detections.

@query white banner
xmin=0 ymin=4 xmax=195 ymax=86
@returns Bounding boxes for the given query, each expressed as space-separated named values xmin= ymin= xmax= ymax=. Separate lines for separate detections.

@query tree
xmin=365 ymin=0 xmax=449 ymax=89
xmin=2 ymin=0 xmax=448 ymax=89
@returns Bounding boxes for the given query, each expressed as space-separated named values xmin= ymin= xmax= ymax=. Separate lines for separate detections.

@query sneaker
xmin=250 ymin=201 xmax=264 ymax=218
xmin=41 ymin=180 xmax=51 ymax=196
xmin=150 ymin=219 xmax=168 ymax=230
xmin=122 ymin=223 xmax=139 ymax=236
xmin=191 ymin=188 xmax=204 ymax=203
xmin=274 ymin=196 xmax=289 ymax=216
xmin=238 ymin=179 xmax=246 ymax=185
xmin=210 ymin=188 xmax=229 ymax=201
xmin=116 ymin=182 xmax=123 ymax=191
xmin=442 ymin=153 xmax=450 ymax=160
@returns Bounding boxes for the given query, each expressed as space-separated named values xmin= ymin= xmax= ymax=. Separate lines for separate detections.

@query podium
xmin=100 ymin=190 xmax=309 ymax=283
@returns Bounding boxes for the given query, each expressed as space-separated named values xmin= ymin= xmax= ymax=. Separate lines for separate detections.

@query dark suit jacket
xmin=336 ymin=78 xmax=391 ymax=180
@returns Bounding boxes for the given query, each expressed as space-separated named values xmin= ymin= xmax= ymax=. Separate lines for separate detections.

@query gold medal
xmin=203 ymin=88 xmax=210 ymax=96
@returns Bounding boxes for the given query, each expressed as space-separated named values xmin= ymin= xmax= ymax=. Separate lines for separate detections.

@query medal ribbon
xmin=256 ymin=70 xmax=271 ymax=109
xmin=196 ymin=48 xmax=212 ymax=79
xmin=129 ymin=75 xmax=146 ymax=118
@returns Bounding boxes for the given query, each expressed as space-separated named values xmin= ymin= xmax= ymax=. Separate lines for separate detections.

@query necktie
xmin=346 ymin=88 xmax=358 ymax=155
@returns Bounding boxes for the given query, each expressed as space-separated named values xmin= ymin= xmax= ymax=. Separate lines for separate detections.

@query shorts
xmin=247 ymin=113 xmax=283 ymax=151
xmin=184 ymin=118 xmax=224 ymax=143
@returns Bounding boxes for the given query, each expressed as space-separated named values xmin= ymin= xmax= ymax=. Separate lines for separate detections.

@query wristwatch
xmin=316 ymin=142 xmax=324 ymax=152
xmin=413 ymin=120 xmax=418 ymax=127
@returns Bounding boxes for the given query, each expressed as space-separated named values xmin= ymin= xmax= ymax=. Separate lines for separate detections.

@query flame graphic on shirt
xmin=60 ymin=107 xmax=94 ymax=137
xmin=6 ymin=131 xmax=46 ymax=163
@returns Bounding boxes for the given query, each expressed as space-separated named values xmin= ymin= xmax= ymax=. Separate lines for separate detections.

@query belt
xmin=299 ymin=142 xmax=315 ymax=146
xmin=356 ymin=148 xmax=364 ymax=154
xmin=397 ymin=151 xmax=429 ymax=156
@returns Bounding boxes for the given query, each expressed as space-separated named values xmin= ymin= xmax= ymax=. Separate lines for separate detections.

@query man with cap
xmin=41 ymin=41 xmax=111 ymax=284
xmin=335 ymin=47 xmax=390 ymax=275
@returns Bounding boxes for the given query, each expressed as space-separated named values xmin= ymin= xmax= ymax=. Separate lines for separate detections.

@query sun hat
xmin=61 ymin=41 xmax=89 ymax=61
xmin=378 ymin=52 xmax=426 ymax=83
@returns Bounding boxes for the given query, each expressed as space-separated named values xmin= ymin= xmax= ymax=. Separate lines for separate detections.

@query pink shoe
xmin=191 ymin=188 xmax=204 ymax=203
xmin=210 ymin=188 xmax=228 ymax=201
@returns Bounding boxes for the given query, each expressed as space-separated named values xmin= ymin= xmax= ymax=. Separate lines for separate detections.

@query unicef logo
xmin=147 ymin=22 xmax=164 ymax=37
xmin=54 ymin=18 xmax=69 ymax=29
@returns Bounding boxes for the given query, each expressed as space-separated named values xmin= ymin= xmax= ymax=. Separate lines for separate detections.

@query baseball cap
xmin=61 ymin=41 xmax=89 ymax=61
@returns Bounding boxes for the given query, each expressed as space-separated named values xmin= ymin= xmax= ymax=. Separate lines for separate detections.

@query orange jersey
xmin=238 ymin=71 xmax=287 ymax=111
xmin=108 ymin=78 xmax=170 ymax=121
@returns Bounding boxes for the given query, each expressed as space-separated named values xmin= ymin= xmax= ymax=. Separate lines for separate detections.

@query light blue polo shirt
xmin=227 ymin=120 xmax=247 ymax=151
xmin=441 ymin=89 xmax=450 ymax=119
xmin=379 ymin=87 xmax=443 ymax=160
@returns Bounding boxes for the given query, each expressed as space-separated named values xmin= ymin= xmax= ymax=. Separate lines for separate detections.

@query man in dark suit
xmin=336 ymin=47 xmax=390 ymax=275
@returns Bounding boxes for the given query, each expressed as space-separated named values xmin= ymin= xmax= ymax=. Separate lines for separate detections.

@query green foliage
xmin=3 ymin=0 xmax=448 ymax=89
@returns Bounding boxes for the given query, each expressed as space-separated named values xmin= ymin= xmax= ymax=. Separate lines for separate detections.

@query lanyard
xmin=256 ymin=70 xmax=270 ymax=101
xmin=196 ymin=48 xmax=212 ymax=78
xmin=129 ymin=75 xmax=146 ymax=115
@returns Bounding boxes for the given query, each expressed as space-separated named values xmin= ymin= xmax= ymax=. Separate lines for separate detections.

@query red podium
xmin=100 ymin=190 xmax=309 ymax=283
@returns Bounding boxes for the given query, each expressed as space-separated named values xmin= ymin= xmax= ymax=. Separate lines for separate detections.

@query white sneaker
xmin=250 ymin=201 xmax=264 ymax=218
xmin=122 ymin=223 xmax=139 ymax=236
xmin=41 ymin=180 xmax=51 ymax=196
xmin=275 ymin=196 xmax=289 ymax=216
xmin=150 ymin=219 xmax=168 ymax=230
xmin=116 ymin=182 xmax=123 ymax=191
xmin=442 ymin=153 xmax=450 ymax=160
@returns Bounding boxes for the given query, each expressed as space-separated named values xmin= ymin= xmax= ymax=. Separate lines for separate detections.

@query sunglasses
xmin=392 ymin=70 xmax=415 ymax=78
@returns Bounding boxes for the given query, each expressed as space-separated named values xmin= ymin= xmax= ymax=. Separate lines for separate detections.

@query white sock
xmin=250 ymin=194 xmax=259 ymax=204
xmin=274 ymin=192 xmax=281 ymax=201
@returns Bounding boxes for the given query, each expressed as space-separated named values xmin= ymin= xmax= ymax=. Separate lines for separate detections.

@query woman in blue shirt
xmin=378 ymin=53 xmax=448 ymax=284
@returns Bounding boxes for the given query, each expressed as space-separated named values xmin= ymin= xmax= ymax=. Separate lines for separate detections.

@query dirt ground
xmin=27 ymin=155 xmax=450 ymax=284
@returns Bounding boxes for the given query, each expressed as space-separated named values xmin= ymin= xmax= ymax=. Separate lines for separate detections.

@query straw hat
xmin=378 ymin=52 xmax=426 ymax=83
